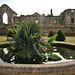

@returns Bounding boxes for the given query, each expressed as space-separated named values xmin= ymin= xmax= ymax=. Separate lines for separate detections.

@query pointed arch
xmin=3 ymin=13 xmax=8 ymax=24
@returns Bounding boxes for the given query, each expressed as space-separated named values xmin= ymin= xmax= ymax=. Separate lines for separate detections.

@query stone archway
xmin=0 ymin=4 xmax=17 ymax=25
xmin=3 ymin=12 xmax=8 ymax=24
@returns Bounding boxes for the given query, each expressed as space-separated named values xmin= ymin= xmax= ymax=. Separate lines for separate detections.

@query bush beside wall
xmin=56 ymin=29 xmax=66 ymax=41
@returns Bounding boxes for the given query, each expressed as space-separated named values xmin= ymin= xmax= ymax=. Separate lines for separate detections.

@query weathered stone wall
xmin=60 ymin=9 xmax=75 ymax=26
xmin=0 ymin=26 xmax=13 ymax=35
xmin=14 ymin=12 xmax=61 ymax=26
xmin=42 ymin=27 xmax=75 ymax=33
xmin=0 ymin=4 xmax=17 ymax=25
xmin=0 ymin=26 xmax=75 ymax=36
xmin=14 ymin=9 xmax=75 ymax=26
xmin=0 ymin=27 xmax=8 ymax=35
xmin=0 ymin=61 xmax=75 ymax=75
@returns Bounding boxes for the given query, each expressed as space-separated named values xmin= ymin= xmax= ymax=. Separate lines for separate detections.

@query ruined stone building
xmin=0 ymin=4 xmax=75 ymax=26
xmin=0 ymin=4 xmax=75 ymax=35
xmin=60 ymin=9 xmax=75 ymax=26
xmin=0 ymin=4 xmax=17 ymax=25
xmin=14 ymin=9 xmax=75 ymax=26
xmin=14 ymin=9 xmax=61 ymax=26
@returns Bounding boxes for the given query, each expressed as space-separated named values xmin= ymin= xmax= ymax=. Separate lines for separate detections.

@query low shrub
xmin=48 ymin=31 xmax=54 ymax=37
xmin=56 ymin=29 xmax=66 ymax=41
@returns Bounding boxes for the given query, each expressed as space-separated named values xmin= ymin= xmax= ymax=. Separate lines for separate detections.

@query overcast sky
xmin=0 ymin=0 xmax=75 ymax=16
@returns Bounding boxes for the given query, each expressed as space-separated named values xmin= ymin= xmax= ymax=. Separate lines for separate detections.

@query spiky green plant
xmin=7 ymin=19 xmax=61 ymax=64
xmin=7 ymin=19 xmax=43 ymax=63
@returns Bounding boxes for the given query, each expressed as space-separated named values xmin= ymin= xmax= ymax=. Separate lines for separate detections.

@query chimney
xmin=51 ymin=9 xmax=53 ymax=16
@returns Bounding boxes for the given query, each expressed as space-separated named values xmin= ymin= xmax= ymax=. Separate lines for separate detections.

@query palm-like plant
xmin=7 ymin=19 xmax=43 ymax=63
xmin=7 ymin=19 xmax=61 ymax=64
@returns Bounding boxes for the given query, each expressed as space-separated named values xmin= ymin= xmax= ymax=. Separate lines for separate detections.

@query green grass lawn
xmin=0 ymin=36 xmax=7 ymax=43
xmin=42 ymin=36 xmax=75 ymax=43
xmin=65 ymin=36 xmax=75 ymax=43
xmin=0 ymin=36 xmax=75 ymax=43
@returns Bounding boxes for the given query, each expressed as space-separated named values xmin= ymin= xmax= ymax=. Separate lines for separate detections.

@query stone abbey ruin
xmin=0 ymin=4 xmax=75 ymax=35
xmin=0 ymin=4 xmax=17 ymax=25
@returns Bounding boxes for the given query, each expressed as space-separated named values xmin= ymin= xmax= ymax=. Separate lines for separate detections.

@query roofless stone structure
xmin=0 ymin=4 xmax=75 ymax=26
xmin=0 ymin=4 xmax=75 ymax=35
xmin=0 ymin=4 xmax=17 ymax=25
